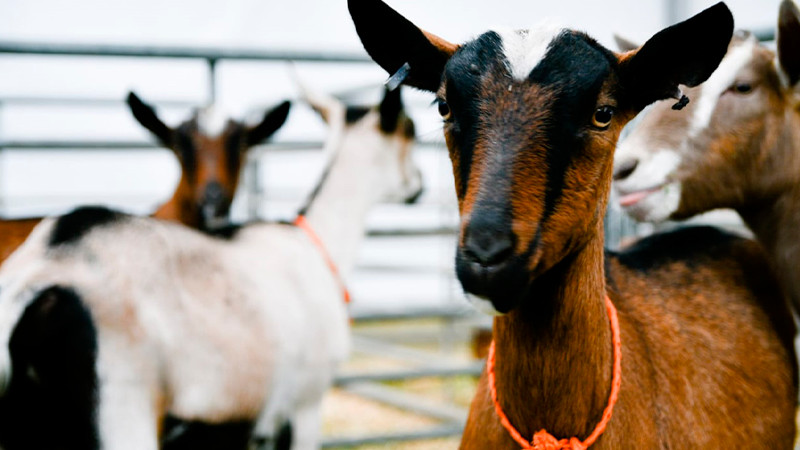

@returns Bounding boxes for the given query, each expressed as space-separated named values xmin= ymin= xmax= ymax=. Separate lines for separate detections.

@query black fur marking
xmin=275 ymin=421 xmax=293 ymax=450
xmin=345 ymin=106 xmax=372 ymax=125
xmin=206 ymin=223 xmax=243 ymax=240
xmin=49 ymin=206 xmax=125 ymax=247
xmin=613 ymin=226 xmax=743 ymax=272
xmin=443 ymin=31 xmax=506 ymax=198
xmin=379 ymin=87 xmax=402 ymax=133
xmin=175 ymin=122 xmax=199 ymax=178
xmin=225 ymin=124 xmax=245 ymax=176
xmin=0 ymin=286 xmax=99 ymax=450
xmin=527 ymin=32 xmax=615 ymax=223
xmin=162 ymin=416 xmax=254 ymax=450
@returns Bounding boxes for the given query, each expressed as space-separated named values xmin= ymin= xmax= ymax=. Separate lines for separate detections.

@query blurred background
xmin=0 ymin=0 xmax=779 ymax=448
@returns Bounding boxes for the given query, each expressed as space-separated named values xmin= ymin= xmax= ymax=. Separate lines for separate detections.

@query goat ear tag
xmin=386 ymin=62 xmax=411 ymax=91
xmin=672 ymin=94 xmax=690 ymax=110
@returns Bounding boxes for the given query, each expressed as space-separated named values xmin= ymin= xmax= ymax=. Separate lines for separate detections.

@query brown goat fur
xmin=349 ymin=0 xmax=798 ymax=447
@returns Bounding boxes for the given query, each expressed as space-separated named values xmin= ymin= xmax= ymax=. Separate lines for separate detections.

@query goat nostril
xmin=613 ymin=159 xmax=639 ymax=181
xmin=464 ymin=233 xmax=514 ymax=267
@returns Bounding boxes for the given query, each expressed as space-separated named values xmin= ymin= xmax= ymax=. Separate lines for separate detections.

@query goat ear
xmin=379 ymin=87 xmax=403 ymax=133
xmin=245 ymin=101 xmax=291 ymax=147
xmin=126 ymin=92 xmax=173 ymax=145
xmin=778 ymin=0 xmax=800 ymax=86
xmin=348 ymin=0 xmax=457 ymax=92
xmin=618 ymin=2 xmax=733 ymax=111
xmin=613 ymin=34 xmax=640 ymax=52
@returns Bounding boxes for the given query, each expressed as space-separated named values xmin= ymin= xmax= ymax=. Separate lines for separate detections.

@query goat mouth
xmin=200 ymin=205 xmax=231 ymax=232
xmin=617 ymin=184 xmax=666 ymax=207
xmin=455 ymin=253 xmax=530 ymax=314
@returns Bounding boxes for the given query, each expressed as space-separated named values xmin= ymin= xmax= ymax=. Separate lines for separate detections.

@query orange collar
xmin=293 ymin=215 xmax=351 ymax=304
xmin=487 ymin=294 xmax=621 ymax=450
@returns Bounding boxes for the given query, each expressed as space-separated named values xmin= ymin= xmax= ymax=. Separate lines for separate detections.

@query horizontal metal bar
xmin=350 ymin=306 xmax=476 ymax=322
xmin=0 ymin=140 xmax=326 ymax=150
xmin=0 ymin=139 xmax=444 ymax=151
xmin=0 ymin=41 xmax=371 ymax=63
xmin=754 ymin=27 xmax=774 ymax=42
xmin=342 ymin=382 xmax=468 ymax=423
xmin=366 ymin=226 xmax=456 ymax=237
xmin=334 ymin=362 xmax=484 ymax=385
xmin=0 ymin=96 xmax=197 ymax=108
xmin=322 ymin=423 xmax=464 ymax=448
xmin=351 ymin=336 xmax=461 ymax=366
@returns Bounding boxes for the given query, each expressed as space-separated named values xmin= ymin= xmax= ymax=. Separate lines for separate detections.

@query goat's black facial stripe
xmin=175 ymin=123 xmax=198 ymax=179
xmin=225 ymin=125 xmax=244 ymax=175
xmin=444 ymin=31 xmax=505 ymax=198
xmin=527 ymin=32 xmax=615 ymax=224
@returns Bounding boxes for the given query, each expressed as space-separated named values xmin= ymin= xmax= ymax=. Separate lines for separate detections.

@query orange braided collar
xmin=487 ymin=294 xmax=622 ymax=450
xmin=294 ymin=214 xmax=351 ymax=304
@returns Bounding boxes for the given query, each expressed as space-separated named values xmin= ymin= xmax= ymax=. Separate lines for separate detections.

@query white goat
xmin=0 ymin=84 xmax=421 ymax=450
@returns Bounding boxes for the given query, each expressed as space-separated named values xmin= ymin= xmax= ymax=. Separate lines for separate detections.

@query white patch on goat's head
xmin=495 ymin=22 xmax=565 ymax=81
xmin=197 ymin=105 xmax=230 ymax=137
xmin=689 ymin=37 xmax=758 ymax=137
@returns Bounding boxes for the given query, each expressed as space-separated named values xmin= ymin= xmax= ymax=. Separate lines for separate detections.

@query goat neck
xmin=474 ymin=228 xmax=613 ymax=444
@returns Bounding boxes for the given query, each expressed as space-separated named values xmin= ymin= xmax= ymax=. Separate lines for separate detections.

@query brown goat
xmin=0 ymin=94 xmax=290 ymax=263
xmin=349 ymin=0 xmax=798 ymax=448
xmin=613 ymin=0 xmax=800 ymax=315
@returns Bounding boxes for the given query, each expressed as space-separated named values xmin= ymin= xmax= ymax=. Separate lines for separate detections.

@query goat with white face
xmin=613 ymin=0 xmax=800 ymax=309
xmin=0 ymin=86 xmax=420 ymax=450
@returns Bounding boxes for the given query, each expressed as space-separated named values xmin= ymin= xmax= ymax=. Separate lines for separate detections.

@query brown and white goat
xmin=350 ymin=0 xmax=797 ymax=448
xmin=0 ymin=94 xmax=289 ymax=268
xmin=0 ymin=84 xmax=420 ymax=450
xmin=613 ymin=0 xmax=800 ymax=315
xmin=127 ymin=92 xmax=291 ymax=233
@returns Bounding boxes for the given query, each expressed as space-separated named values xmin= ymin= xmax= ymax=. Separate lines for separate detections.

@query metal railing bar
xmin=351 ymin=335 xmax=463 ymax=366
xmin=321 ymin=423 xmax=463 ymax=448
xmin=334 ymin=362 xmax=484 ymax=385
xmin=0 ymin=41 xmax=371 ymax=63
xmin=0 ymin=96 xmax=197 ymax=107
xmin=349 ymin=306 xmax=475 ymax=322
xmin=365 ymin=226 xmax=456 ymax=237
xmin=0 ymin=139 xmax=445 ymax=150
xmin=341 ymin=382 xmax=468 ymax=423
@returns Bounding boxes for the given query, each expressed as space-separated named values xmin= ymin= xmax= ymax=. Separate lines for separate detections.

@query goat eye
xmin=437 ymin=100 xmax=452 ymax=121
xmin=733 ymin=82 xmax=753 ymax=94
xmin=592 ymin=106 xmax=614 ymax=129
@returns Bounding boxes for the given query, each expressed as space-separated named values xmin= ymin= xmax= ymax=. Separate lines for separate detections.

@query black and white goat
xmin=0 ymin=85 xmax=420 ymax=449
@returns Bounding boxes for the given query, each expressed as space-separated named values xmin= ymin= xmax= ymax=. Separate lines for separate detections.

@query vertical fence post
xmin=207 ymin=58 xmax=218 ymax=105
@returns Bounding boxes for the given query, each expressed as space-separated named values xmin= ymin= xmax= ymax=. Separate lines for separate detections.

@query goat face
xmin=349 ymin=0 xmax=732 ymax=313
xmin=127 ymin=93 xmax=290 ymax=231
xmin=613 ymin=27 xmax=797 ymax=222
